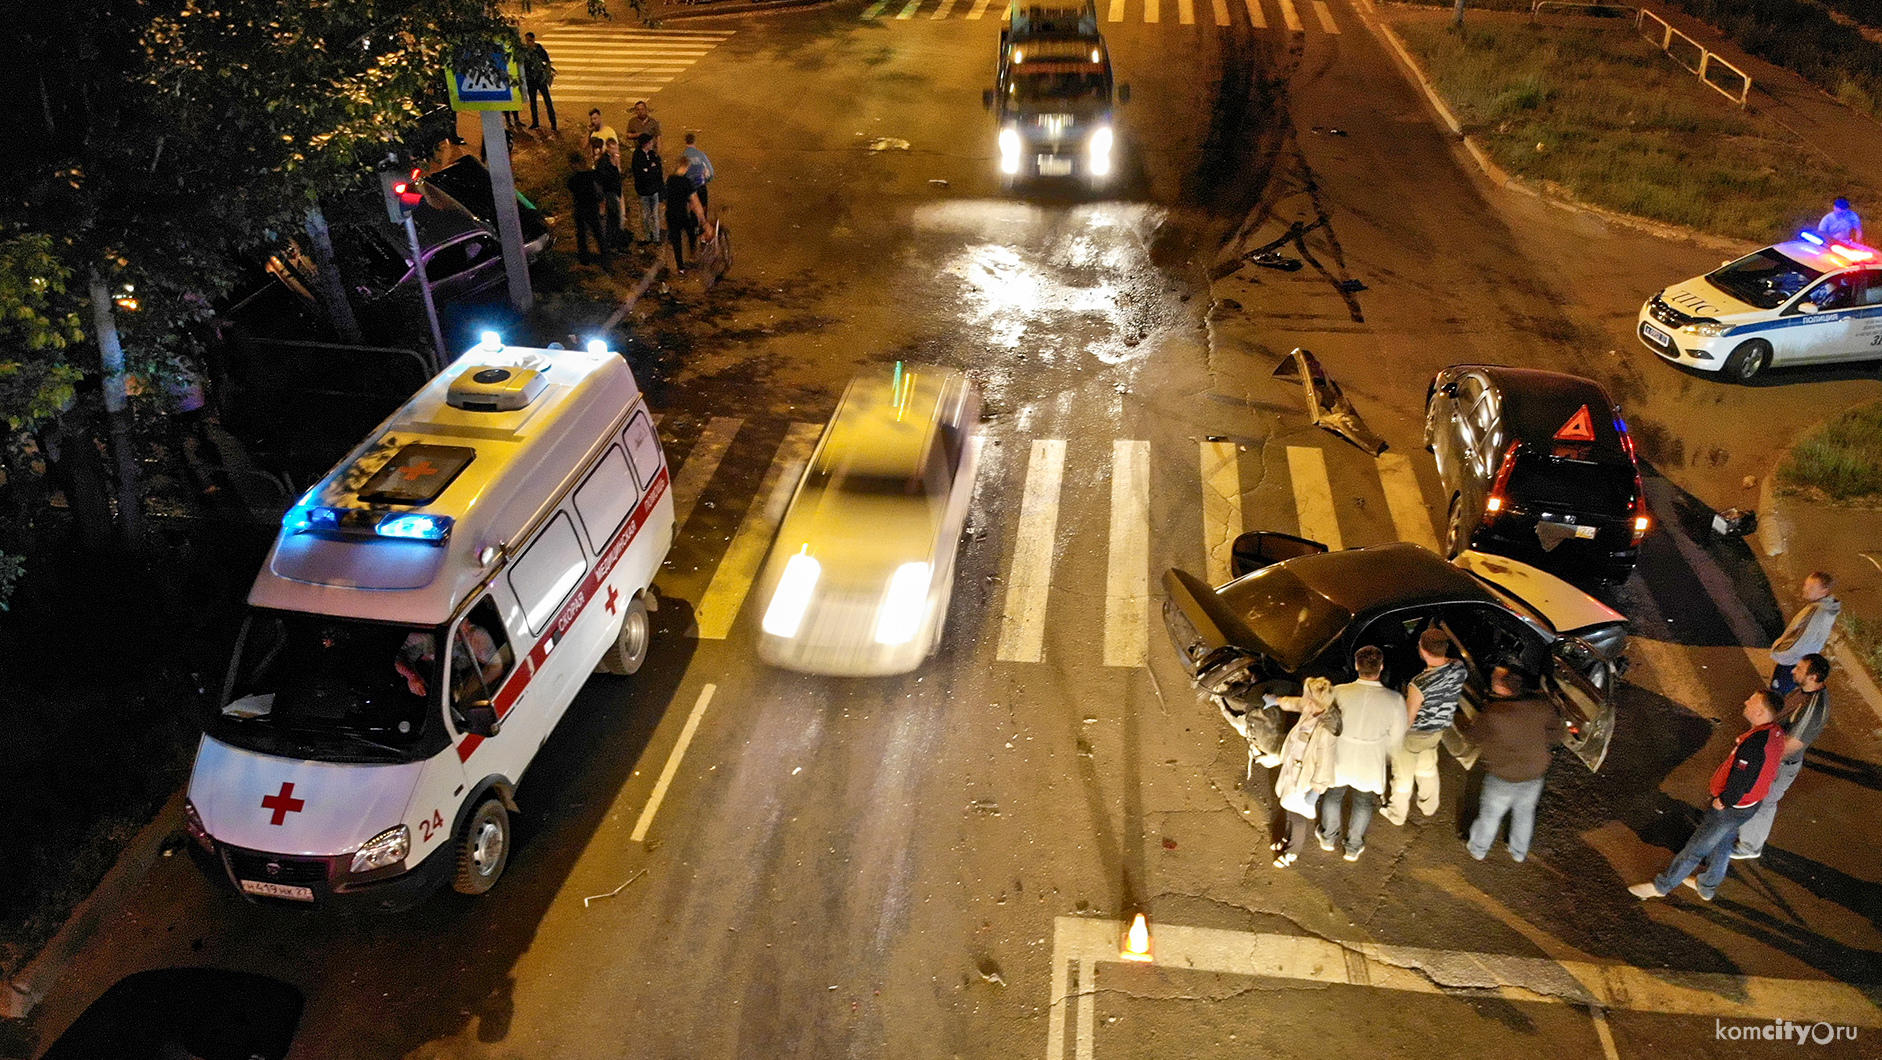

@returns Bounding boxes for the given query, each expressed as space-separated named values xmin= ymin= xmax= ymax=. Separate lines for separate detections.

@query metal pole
xmin=481 ymin=109 xmax=534 ymax=312
xmin=404 ymin=215 xmax=450 ymax=373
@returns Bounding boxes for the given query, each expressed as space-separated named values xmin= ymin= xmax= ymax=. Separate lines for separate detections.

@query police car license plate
xmin=1640 ymin=321 xmax=1671 ymax=348
xmin=240 ymin=879 xmax=315 ymax=902
xmin=1037 ymin=155 xmax=1074 ymax=176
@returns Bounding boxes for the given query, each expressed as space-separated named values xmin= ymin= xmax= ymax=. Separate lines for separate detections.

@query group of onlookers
xmin=565 ymin=101 xmax=717 ymax=274
xmin=1240 ymin=572 xmax=1840 ymax=904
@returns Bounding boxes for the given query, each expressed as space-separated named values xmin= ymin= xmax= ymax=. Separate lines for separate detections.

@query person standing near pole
xmin=522 ymin=32 xmax=557 ymax=132
xmin=1732 ymin=654 xmax=1831 ymax=860
xmin=564 ymin=149 xmax=609 ymax=267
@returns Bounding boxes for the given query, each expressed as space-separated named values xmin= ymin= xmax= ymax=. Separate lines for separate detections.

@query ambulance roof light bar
xmin=283 ymin=505 xmax=454 ymax=544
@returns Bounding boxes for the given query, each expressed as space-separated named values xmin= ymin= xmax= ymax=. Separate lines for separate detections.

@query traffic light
xmin=380 ymin=167 xmax=424 ymax=223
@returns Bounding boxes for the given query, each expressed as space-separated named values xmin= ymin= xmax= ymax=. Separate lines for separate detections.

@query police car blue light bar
xmin=1799 ymin=230 xmax=1825 ymax=245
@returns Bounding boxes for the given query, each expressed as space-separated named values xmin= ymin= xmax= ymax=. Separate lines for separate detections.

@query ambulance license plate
xmin=1037 ymin=155 xmax=1074 ymax=176
xmin=1640 ymin=321 xmax=1671 ymax=348
xmin=240 ymin=879 xmax=315 ymax=902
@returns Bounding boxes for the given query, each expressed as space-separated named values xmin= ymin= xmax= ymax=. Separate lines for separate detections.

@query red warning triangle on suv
xmin=1553 ymin=404 xmax=1596 ymax=442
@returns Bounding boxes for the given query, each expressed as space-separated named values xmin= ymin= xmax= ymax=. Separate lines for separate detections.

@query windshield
xmin=1011 ymin=71 xmax=1109 ymax=107
xmin=1507 ymin=453 xmax=1637 ymax=513
xmin=1222 ymin=566 xmax=1352 ymax=673
xmin=213 ymin=612 xmax=448 ymax=764
xmin=1705 ymin=249 xmax=1822 ymax=310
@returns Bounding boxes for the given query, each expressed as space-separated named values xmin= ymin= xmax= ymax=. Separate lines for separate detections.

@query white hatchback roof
xmin=248 ymin=341 xmax=645 ymax=627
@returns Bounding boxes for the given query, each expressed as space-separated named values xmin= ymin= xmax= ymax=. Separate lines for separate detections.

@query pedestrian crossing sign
xmin=447 ymin=49 xmax=524 ymax=111
xmin=1553 ymin=405 xmax=1596 ymax=443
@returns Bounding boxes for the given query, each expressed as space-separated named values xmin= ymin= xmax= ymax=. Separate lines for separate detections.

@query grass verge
xmin=1397 ymin=20 xmax=1880 ymax=241
xmin=1778 ymin=399 xmax=1882 ymax=501
xmin=1840 ymin=614 xmax=1882 ymax=678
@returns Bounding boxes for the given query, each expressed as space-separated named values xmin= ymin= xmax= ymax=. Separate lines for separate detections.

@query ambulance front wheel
xmin=452 ymin=798 xmax=511 ymax=895
xmin=598 ymin=595 xmax=651 ymax=676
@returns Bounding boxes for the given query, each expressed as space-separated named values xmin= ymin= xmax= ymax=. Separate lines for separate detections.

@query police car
xmin=1638 ymin=231 xmax=1882 ymax=382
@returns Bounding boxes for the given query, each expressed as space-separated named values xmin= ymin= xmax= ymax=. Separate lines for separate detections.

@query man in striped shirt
xmin=1629 ymin=689 xmax=1784 ymax=902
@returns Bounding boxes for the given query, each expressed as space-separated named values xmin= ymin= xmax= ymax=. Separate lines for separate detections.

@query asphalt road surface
xmin=19 ymin=1 xmax=1882 ymax=1058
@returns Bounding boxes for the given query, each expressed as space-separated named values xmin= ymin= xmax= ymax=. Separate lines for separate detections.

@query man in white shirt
xmin=1317 ymin=645 xmax=1409 ymax=862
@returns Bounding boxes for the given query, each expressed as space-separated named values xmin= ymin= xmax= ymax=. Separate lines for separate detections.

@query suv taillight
xmin=1629 ymin=471 xmax=1651 ymax=545
xmin=1483 ymin=441 xmax=1521 ymax=524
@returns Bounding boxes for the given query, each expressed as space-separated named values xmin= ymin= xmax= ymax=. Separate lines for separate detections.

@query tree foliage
xmin=0 ymin=235 xmax=87 ymax=432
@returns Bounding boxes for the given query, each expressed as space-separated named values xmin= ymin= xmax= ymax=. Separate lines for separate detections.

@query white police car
xmin=1638 ymin=231 xmax=1882 ymax=382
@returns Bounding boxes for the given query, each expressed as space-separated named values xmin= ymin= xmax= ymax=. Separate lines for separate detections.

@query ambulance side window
xmin=449 ymin=598 xmax=515 ymax=712
xmin=622 ymin=412 xmax=663 ymax=490
xmin=573 ymin=445 xmax=642 ymax=554
xmin=508 ymin=512 xmax=589 ymax=635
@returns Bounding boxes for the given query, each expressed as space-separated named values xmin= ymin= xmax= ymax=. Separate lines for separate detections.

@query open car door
xmin=1545 ymin=637 xmax=1616 ymax=771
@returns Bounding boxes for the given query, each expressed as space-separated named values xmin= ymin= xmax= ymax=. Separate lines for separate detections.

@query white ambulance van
xmin=183 ymin=335 xmax=673 ymax=908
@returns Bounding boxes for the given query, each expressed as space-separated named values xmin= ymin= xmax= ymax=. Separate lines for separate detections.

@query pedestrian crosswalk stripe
xmin=1200 ymin=440 xmax=1243 ymax=586
xmin=997 ymin=439 xmax=1067 ymax=664
xmin=1177 ymin=0 xmax=1196 ymax=23
xmin=932 ymin=0 xmax=958 ymax=17
xmin=695 ymin=423 xmax=820 ymax=640
xmin=862 ymin=0 xmax=891 ymax=14
xmin=1108 ymin=0 xmax=1127 ymax=19
xmin=1376 ymin=452 xmax=1438 ymax=551
xmin=1286 ymin=445 xmax=1342 ymax=550
xmin=1278 ymin=0 xmax=1303 ymax=30
xmin=1244 ymin=0 xmax=1267 ymax=26
xmin=898 ymin=0 xmax=923 ymax=17
xmin=1211 ymin=0 xmax=1232 ymax=25
xmin=856 ymin=0 xmax=1347 ymax=25
xmin=967 ymin=0 xmax=997 ymax=17
xmin=667 ymin=417 xmax=742 ymax=532
xmin=1312 ymin=0 xmax=1339 ymax=31
xmin=531 ymin=28 xmax=732 ymax=103
xmin=1144 ymin=0 xmax=1160 ymax=22
xmin=1105 ymin=441 xmax=1151 ymax=668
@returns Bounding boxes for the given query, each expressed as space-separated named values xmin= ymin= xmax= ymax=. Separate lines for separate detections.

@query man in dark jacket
xmin=564 ymin=150 xmax=609 ymax=267
xmin=630 ymin=134 xmax=665 ymax=245
xmin=1630 ymin=689 xmax=1784 ymax=901
xmin=1464 ymin=666 xmax=1560 ymax=863
xmin=595 ymin=138 xmax=624 ymax=249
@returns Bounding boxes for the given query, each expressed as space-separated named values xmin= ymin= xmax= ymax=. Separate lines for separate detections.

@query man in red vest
xmin=1629 ymin=689 xmax=1783 ymax=901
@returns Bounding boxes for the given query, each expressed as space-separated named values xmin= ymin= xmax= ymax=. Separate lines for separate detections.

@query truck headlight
xmin=874 ymin=561 xmax=933 ymax=645
xmin=763 ymin=549 xmax=821 ymax=637
xmin=998 ymin=127 xmax=1021 ymax=175
xmin=1680 ymin=319 xmax=1729 ymax=337
xmin=350 ymin=824 xmax=410 ymax=874
xmin=1088 ymin=126 xmax=1114 ymax=176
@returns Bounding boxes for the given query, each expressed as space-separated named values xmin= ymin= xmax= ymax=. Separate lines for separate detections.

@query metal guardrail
xmin=1637 ymin=8 xmax=1751 ymax=106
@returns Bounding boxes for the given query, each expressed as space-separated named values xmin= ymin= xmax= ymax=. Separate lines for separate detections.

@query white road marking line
xmin=540 ymin=27 xmax=732 ymax=38
xmin=1201 ymin=440 xmax=1243 ymax=586
xmin=1211 ymin=0 xmax=1231 ymax=24
xmin=1045 ymin=951 xmax=1073 ymax=1060
xmin=997 ymin=439 xmax=1066 ymax=663
xmin=967 ymin=0 xmax=997 ymax=16
xmin=897 ymin=0 xmax=923 ymax=17
xmin=932 ymin=0 xmax=958 ymax=17
xmin=1143 ymin=0 xmax=1160 ymax=21
xmin=1285 ymin=445 xmax=1342 ymax=550
xmin=630 ymin=683 xmax=716 ymax=843
xmin=694 ymin=422 xmax=820 ymax=640
xmin=1375 ymin=452 xmax=1438 ymax=551
xmin=1278 ymin=0 xmax=1302 ymax=30
xmin=1107 ymin=0 xmax=1126 ymax=19
xmin=862 ymin=0 xmax=891 ymax=15
xmin=667 ymin=417 xmax=742 ymax=532
xmin=1075 ymin=958 xmax=1098 ymax=1060
xmin=1044 ymin=917 xmax=1882 ymax=1060
xmin=1591 ymin=1008 xmax=1622 ymax=1060
xmin=1104 ymin=441 xmax=1150 ymax=668
xmin=1244 ymin=0 xmax=1267 ymax=26
xmin=1177 ymin=0 xmax=1196 ymax=22
xmin=1312 ymin=0 xmax=1339 ymax=31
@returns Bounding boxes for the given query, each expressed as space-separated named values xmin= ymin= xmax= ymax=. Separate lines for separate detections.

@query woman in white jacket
xmin=1269 ymin=677 xmax=1339 ymax=868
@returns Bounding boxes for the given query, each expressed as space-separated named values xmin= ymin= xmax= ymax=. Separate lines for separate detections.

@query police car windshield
xmin=1705 ymin=249 xmax=1822 ymax=310
xmin=214 ymin=613 xmax=443 ymax=764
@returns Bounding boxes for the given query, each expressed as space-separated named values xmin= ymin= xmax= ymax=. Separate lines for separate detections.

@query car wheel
xmin=1444 ymin=496 xmax=1473 ymax=558
xmin=452 ymin=798 xmax=510 ymax=896
xmin=597 ymin=595 xmax=651 ymax=676
xmin=1423 ymin=398 xmax=1438 ymax=453
xmin=1723 ymin=339 xmax=1771 ymax=383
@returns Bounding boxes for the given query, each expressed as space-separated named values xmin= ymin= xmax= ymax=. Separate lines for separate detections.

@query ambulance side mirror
xmin=462 ymin=702 xmax=502 ymax=738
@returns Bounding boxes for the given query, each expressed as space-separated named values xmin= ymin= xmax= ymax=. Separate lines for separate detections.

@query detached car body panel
xmin=1638 ymin=235 xmax=1882 ymax=380
xmin=1163 ymin=538 xmax=1625 ymax=771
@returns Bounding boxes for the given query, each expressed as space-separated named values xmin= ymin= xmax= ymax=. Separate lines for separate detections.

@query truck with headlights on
xmin=983 ymin=0 xmax=1129 ymax=187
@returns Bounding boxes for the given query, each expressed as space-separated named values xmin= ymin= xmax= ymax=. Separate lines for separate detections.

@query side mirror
xmin=461 ymin=702 xmax=501 ymax=738
xmin=1797 ymin=301 xmax=1820 ymax=315
xmin=1117 ymin=83 xmax=1131 ymax=104
xmin=1437 ymin=381 xmax=1457 ymax=397
xmin=983 ymin=88 xmax=995 ymax=111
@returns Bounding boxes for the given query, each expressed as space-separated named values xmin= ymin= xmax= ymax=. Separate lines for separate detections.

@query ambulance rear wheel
xmin=452 ymin=798 xmax=510 ymax=895
xmin=1723 ymin=339 xmax=1770 ymax=383
xmin=597 ymin=595 xmax=651 ymax=676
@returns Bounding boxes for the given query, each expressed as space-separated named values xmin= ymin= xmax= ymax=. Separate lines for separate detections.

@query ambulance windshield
xmin=213 ymin=612 xmax=447 ymax=763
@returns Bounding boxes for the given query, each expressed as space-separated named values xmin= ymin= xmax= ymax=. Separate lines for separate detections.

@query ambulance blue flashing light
xmin=376 ymin=513 xmax=454 ymax=541
xmin=586 ymin=339 xmax=608 ymax=354
xmin=479 ymin=330 xmax=503 ymax=353
xmin=282 ymin=506 xmax=453 ymax=543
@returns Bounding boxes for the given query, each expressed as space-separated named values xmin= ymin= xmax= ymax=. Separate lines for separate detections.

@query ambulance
xmin=183 ymin=335 xmax=674 ymax=908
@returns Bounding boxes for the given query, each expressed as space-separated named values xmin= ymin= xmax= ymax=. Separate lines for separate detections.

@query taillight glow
xmin=1485 ymin=496 xmax=1504 ymax=513
xmin=1483 ymin=442 xmax=1520 ymax=524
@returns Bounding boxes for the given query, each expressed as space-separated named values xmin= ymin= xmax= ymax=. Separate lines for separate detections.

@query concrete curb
xmin=1361 ymin=13 xmax=1754 ymax=256
xmin=2 ymin=789 xmax=185 ymax=1020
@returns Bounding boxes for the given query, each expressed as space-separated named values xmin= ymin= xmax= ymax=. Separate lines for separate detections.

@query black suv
xmin=1425 ymin=366 xmax=1649 ymax=582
